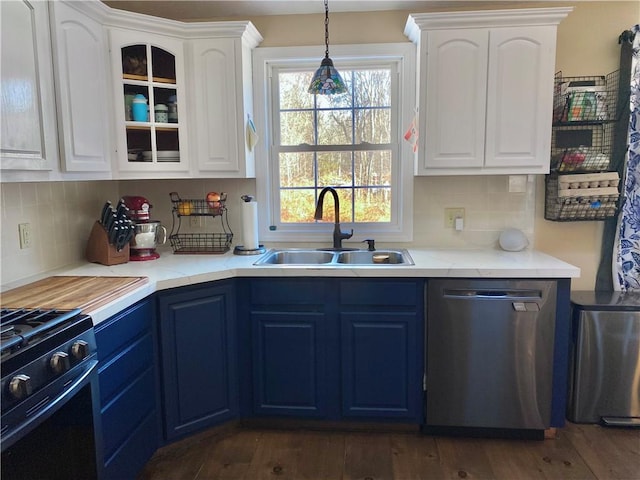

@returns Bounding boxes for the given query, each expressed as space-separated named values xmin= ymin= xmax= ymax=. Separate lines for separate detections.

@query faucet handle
xmin=363 ymin=239 xmax=375 ymax=251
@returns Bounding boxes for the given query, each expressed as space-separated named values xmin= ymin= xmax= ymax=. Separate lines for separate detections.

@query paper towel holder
xmin=234 ymin=245 xmax=266 ymax=255
xmin=234 ymin=194 xmax=266 ymax=255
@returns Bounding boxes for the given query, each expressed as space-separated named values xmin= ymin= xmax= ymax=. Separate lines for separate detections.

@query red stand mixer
xmin=121 ymin=196 xmax=166 ymax=261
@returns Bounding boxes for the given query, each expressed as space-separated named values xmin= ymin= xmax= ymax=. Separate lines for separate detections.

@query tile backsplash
xmin=0 ymin=175 xmax=535 ymax=287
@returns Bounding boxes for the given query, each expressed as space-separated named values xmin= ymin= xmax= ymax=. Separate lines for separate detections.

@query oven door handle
xmin=2 ymin=359 xmax=98 ymax=451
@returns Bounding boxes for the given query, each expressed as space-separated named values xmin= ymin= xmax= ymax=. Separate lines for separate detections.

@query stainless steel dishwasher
xmin=426 ymin=279 xmax=557 ymax=431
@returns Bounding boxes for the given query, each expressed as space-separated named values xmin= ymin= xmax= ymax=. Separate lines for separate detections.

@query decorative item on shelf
xmin=234 ymin=195 xmax=266 ymax=255
xmin=123 ymin=55 xmax=147 ymax=77
xmin=155 ymin=104 xmax=168 ymax=123
xmin=168 ymin=95 xmax=178 ymax=123
xmin=169 ymin=192 xmax=233 ymax=254
xmin=131 ymin=94 xmax=148 ymax=122
xmin=308 ymin=0 xmax=347 ymax=95
xmin=124 ymin=94 xmax=135 ymax=121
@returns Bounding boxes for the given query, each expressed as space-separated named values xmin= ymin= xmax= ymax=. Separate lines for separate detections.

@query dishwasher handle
xmin=443 ymin=289 xmax=542 ymax=300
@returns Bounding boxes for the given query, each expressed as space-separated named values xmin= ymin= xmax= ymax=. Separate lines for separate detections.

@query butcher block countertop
xmin=1 ymin=246 xmax=580 ymax=326
xmin=1 ymin=276 xmax=149 ymax=313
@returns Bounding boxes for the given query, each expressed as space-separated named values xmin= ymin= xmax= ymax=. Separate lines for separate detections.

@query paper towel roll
xmin=241 ymin=200 xmax=259 ymax=250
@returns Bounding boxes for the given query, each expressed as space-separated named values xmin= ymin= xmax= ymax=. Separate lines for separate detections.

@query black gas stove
xmin=1 ymin=307 xmax=98 ymax=452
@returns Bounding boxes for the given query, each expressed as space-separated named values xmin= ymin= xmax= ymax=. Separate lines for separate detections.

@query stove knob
xmin=9 ymin=374 xmax=32 ymax=400
xmin=71 ymin=340 xmax=90 ymax=360
xmin=50 ymin=351 xmax=70 ymax=374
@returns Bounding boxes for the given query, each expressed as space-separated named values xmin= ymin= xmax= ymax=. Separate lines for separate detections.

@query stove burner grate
xmin=0 ymin=308 xmax=83 ymax=357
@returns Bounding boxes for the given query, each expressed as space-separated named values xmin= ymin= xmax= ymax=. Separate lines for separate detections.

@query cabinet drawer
xmin=101 ymin=367 xmax=155 ymax=460
xmin=339 ymin=280 xmax=419 ymax=307
xmin=98 ymin=333 xmax=154 ymax=405
xmin=103 ymin=409 xmax=158 ymax=480
xmin=95 ymin=300 xmax=152 ymax=362
xmin=250 ymin=279 xmax=325 ymax=306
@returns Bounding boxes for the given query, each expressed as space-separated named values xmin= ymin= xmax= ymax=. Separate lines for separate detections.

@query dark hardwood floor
xmin=139 ymin=422 xmax=640 ymax=480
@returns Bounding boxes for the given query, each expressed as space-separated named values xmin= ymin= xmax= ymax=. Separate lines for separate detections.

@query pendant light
xmin=308 ymin=0 xmax=347 ymax=95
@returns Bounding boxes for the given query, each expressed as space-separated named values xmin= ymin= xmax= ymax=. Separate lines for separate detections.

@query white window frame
xmin=252 ymin=43 xmax=415 ymax=243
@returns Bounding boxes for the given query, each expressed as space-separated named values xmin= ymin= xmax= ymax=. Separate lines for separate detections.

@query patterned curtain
xmin=614 ymin=25 xmax=640 ymax=291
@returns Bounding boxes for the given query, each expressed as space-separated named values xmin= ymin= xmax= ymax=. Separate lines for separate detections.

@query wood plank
xmin=436 ymin=436 xmax=497 ymax=479
xmin=292 ymin=431 xmax=345 ymax=480
xmin=343 ymin=433 xmax=394 ymax=480
xmin=529 ymin=427 xmax=598 ymax=480
xmin=562 ymin=422 xmax=640 ymax=480
xmin=243 ymin=431 xmax=301 ymax=480
xmin=196 ymin=430 xmax=262 ymax=480
xmin=390 ymin=433 xmax=446 ymax=479
xmin=483 ymin=438 xmax=551 ymax=480
xmin=1 ymin=276 xmax=148 ymax=313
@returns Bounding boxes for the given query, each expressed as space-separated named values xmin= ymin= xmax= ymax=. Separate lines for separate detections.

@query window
xmin=253 ymin=44 xmax=415 ymax=242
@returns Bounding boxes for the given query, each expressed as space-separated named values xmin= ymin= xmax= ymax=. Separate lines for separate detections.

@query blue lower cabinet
xmin=341 ymin=312 xmax=421 ymax=420
xmin=94 ymin=298 xmax=159 ymax=480
xmin=339 ymin=279 xmax=424 ymax=422
xmin=252 ymin=311 xmax=327 ymax=416
xmin=157 ymin=281 xmax=238 ymax=441
xmin=247 ymin=278 xmax=424 ymax=422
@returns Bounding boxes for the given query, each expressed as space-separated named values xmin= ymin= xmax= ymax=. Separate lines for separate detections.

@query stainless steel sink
xmin=336 ymin=250 xmax=413 ymax=265
xmin=253 ymin=250 xmax=334 ymax=265
xmin=253 ymin=249 xmax=414 ymax=266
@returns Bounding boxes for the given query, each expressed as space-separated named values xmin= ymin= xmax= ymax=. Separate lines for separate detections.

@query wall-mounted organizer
xmin=545 ymin=71 xmax=622 ymax=221
xmin=545 ymin=172 xmax=620 ymax=221
xmin=168 ymin=192 xmax=233 ymax=253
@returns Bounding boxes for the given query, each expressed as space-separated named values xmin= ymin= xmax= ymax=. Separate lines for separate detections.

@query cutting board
xmin=1 ymin=276 xmax=149 ymax=313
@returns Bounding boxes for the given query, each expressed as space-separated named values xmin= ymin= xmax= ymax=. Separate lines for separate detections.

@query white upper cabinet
xmin=189 ymin=23 xmax=262 ymax=177
xmin=1 ymin=0 xmax=58 ymax=171
xmin=109 ymin=28 xmax=190 ymax=177
xmin=405 ymin=8 xmax=572 ymax=176
xmin=49 ymin=1 xmax=111 ymax=172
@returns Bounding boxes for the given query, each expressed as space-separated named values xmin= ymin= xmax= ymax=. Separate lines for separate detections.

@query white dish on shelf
xmin=141 ymin=150 xmax=179 ymax=160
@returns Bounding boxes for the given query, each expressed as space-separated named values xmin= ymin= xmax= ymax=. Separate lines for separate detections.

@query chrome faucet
xmin=314 ymin=187 xmax=353 ymax=250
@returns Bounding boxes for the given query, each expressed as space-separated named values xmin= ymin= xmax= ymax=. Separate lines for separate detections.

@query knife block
xmin=86 ymin=221 xmax=129 ymax=266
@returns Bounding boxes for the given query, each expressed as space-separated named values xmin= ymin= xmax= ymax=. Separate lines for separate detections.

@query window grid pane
xmin=277 ymin=67 xmax=393 ymax=225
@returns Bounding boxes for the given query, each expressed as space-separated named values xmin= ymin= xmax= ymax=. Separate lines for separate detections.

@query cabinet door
xmin=109 ymin=28 xmax=189 ymax=176
xmin=485 ymin=26 xmax=556 ymax=170
xmin=50 ymin=1 xmax=111 ymax=172
xmin=252 ymin=311 xmax=327 ymax=417
xmin=423 ymin=29 xmax=488 ymax=169
xmin=191 ymin=38 xmax=253 ymax=177
xmin=0 ymin=0 xmax=58 ymax=170
xmin=158 ymin=282 xmax=237 ymax=440
xmin=341 ymin=312 xmax=421 ymax=420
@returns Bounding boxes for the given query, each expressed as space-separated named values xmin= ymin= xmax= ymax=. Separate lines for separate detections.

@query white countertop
xmin=7 ymin=247 xmax=580 ymax=326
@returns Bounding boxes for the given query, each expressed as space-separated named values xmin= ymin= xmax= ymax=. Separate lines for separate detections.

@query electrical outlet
xmin=444 ymin=208 xmax=465 ymax=228
xmin=18 ymin=223 xmax=32 ymax=249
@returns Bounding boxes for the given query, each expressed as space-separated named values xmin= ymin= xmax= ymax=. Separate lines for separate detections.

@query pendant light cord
xmin=324 ymin=0 xmax=330 ymax=59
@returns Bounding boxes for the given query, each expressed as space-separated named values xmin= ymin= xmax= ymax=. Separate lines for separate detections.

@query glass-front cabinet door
xmin=109 ymin=29 xmax=188 ymax=175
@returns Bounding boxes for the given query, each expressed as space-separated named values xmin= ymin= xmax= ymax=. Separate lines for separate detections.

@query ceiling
xmin=102 ymin=1 xmax=516 ymax=20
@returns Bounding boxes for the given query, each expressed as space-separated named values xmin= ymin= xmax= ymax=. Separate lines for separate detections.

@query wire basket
xmin=544 ymin=174 xmax=619 ymax=221
xmin=168 ymin=191 xmax=233 ymax=254
xmin=169 ymin=232 xmax=233 ymax=254
xmin=553 ymin=71 xmax=619 ymax=124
